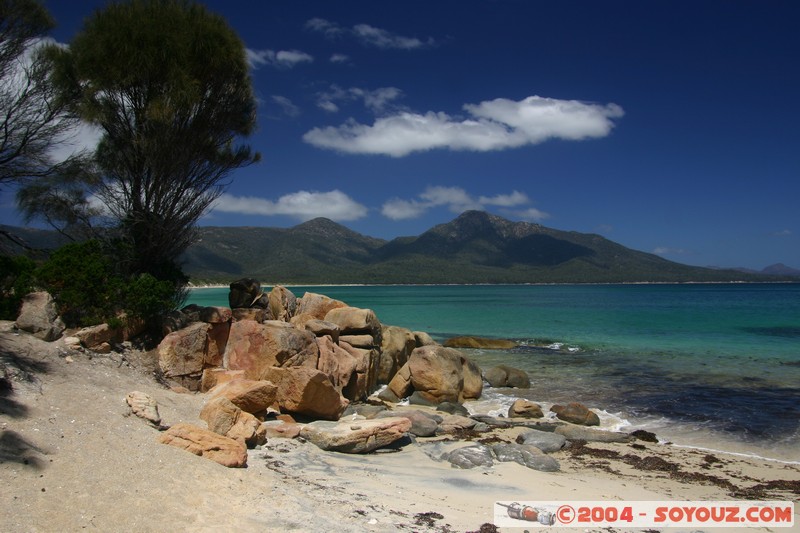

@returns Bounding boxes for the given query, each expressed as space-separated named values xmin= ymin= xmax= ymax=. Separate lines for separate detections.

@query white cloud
xmin=381 ymin=198 xmax=428 ymax=220
xmin=317 ymin=100 xmax=339 ymax=113
xmin=246 ymin=48 xmax=313 ymax=69
xmin=419 ymin=186 xmax=482 ymax=212
xmin=304 ymin=95 xmax=624 ymax=157
xmin=508 ymin=207 xmax=550 ymax=222
xmin=316 ymin=85 xmax=404 ymax=114
xmin=306 ymin=18 xmax=434 ymax=50
xmin=271 ymin=95 xmax=300 ymax=117
xmin=357 ymin=87 xmax=403 ymax=112
xmin=352 ymin=24 xmax=433 ymax=50
xmin=330 ymin=53 xmax=350 ymax=64
xmin=773 ymin=229 xmax=792 ymax=236
xmin=48 ymin=122 xmax=103 ymax=163
xmin=479 ymin=190 xmax=529 ymax=207
xmin=305 ymin=18 xmax=345 ymax=38
xmin=212 ymin=190 xmax=368 ymax=222
xmin=381 ymin=186 xmax=549 ymax=221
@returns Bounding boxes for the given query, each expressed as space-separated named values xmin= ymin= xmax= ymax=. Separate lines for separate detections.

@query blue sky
xmin=3 ymin=0 xmax=798 ymax=269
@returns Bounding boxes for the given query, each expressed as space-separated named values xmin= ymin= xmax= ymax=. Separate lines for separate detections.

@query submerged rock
xmin=550 ymin=402 xmax=600 ymax=426
xmin=483 ymin=365 xmax=530 ymax=389
xmin=444 ymin=336 xmax=517 ymax=350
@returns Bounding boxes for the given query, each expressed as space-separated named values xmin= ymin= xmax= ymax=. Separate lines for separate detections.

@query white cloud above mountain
xmin=304 ymin=95 xmax=624 ymax=157
xmin=381 ymin=186 xmax=549 ymax=221
xmin=212 ymin=190 xmax=368 ymax=221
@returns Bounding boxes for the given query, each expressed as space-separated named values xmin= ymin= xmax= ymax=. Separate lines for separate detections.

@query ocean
xmin=186 ymin=283 xmax=800 ymax=462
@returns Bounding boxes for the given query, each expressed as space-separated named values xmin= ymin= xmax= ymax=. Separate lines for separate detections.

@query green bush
xmin=124 ymin=273 xmax=181 ymax=321
xmin=35 ymin=240 xmax=122 ymax=326
xmin=34 ymin=240 xmax=187 ymax=330
xmin=0 ymin=255 xmax=36 ymax=320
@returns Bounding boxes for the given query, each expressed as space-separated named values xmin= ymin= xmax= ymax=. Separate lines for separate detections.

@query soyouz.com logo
xmin=493 ymin=501 xmax=795 ymax=528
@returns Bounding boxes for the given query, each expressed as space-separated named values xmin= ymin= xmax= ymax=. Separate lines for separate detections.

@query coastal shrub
xmin=0 ymin=255 xmax=36 ymax=320
xmin=34 ymin=240 xmax=188 ymax=330
xmin=35 ymin=240 xmax=122 ymax=327
xmin=124 ymin=272 xmax=187 ymax=323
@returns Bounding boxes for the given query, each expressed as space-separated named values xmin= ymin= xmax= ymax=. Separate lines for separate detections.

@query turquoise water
xmin=187 ymin=283 xmax=800 ymax=461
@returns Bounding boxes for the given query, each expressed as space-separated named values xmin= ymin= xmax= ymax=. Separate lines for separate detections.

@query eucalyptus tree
xmin=0 ymin=0 xmax=79 ymax=187
xmin=44 ymin=0 xmax=259 ymax=277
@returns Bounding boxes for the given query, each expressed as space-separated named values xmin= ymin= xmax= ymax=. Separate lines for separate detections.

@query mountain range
xmin=3 ymin=211 xmax=796 ymax=284
xmin=179 ymin=211 xmax=796 ymax=284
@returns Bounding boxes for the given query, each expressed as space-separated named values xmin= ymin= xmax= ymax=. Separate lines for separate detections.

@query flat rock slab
xmin=516 ymin=428 xmax=567 ymax=453
xmin=445 ymin=444 xmax=494 ymax=469
xmin=492 ymin=442 xmax=560 ymax=472
xmin=555 ymin=425 xmax=632 ymax=443
xmin=300 ymin=416 xmax=412 ymax=454
xmin=158 ymin=422 xmax=247 ymax=467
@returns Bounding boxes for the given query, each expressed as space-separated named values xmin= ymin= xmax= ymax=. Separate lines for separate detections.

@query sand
xmin=1 ymin=321 xmax=797 ymax=532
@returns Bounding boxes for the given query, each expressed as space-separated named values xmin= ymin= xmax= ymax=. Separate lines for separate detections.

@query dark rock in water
xmin=491 ymin=442 xmax=560 ymax=472
xmin=436 ymin=401 xmax=469 ymax=416
xmin=444 ymin=336 xmax=517 ymax=349
xmin=550 ymin=402 xmax=600 ymax=426
xmin=229 ymin=278 xmax=261 ymax=308
xmin=515 ymin=429 xmax=567 ymax=453
xmin=445 ymin=445 xmax=494 ymax=469
xmin=630 ymin=429 xmax=659 ymax=443
xmin=483 ymin=365 xmax=530 ymax=388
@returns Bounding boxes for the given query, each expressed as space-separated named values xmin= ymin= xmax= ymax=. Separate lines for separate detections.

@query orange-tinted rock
xmin=261 ymin=366 xmax=348 ymax=420
xmin=158 ymin=422 xmax=247 ymax=467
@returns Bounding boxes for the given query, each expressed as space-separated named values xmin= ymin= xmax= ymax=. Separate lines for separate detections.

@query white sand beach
xmin=1 ymin=323 xmax=797 ymax=532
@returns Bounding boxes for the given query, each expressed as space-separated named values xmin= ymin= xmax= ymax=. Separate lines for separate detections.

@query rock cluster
xmin=150 ymin=280 xmax=490 ymax=465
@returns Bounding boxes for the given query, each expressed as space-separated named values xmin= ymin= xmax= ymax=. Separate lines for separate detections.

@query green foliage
xmin=34 ymin=241 xmax=122 ymax=326
xmin=45 ymin=0 xmax=259 ymax=275
xmin=34 ymin=240 xmax=187 ymax=328
xmin=0 ymin=254 xmax=35 ymax=319
xmin=125 ymin=273 xmax=187 ymax=321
